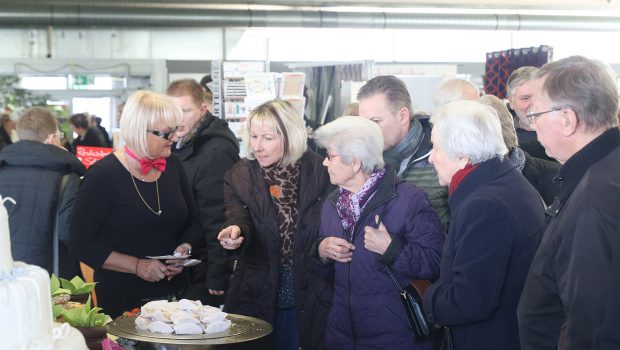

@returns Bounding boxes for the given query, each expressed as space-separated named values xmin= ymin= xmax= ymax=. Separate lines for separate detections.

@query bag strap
xmin=385 ymin=265 xmax=405 ymax=292
xmin=53 ymin=174 xmax=71 ymax=276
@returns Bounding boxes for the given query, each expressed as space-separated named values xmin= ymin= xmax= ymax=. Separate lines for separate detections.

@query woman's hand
xmin=218 ymin=225 xmax=244 ymax=250
xmin=136 ymin=259 xmax=169 ymax=282
xmin=364 ymin=219 xmax=392 ymax=255
xmin=318 ymin=236 xmax=355 ymax=263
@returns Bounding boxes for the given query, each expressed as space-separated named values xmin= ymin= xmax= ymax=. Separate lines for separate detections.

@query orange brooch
xmin=269 ymin=185 xmax=283 ymax=199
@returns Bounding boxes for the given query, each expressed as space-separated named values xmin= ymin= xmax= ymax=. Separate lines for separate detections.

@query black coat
xmin=0 ymin=141 xmax=85 ymax=277
xmin=518 ymin=128 xmax=620 ymax=350
xmin=173 ymin=113 xmax=240 ymax=299
xmin=423 ymin=157 xmax=544 ymax=350
xmin=223 ymin=151 xmax=334 ymax=350
xmin=72 ymin=127 xmax=106 ymax=151
xmin=522 ymin=150 xmax=560 ymax=206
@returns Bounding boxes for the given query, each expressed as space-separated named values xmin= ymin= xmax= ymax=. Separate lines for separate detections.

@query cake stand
xmin=106 ymin=314 xmax=272 ymax=349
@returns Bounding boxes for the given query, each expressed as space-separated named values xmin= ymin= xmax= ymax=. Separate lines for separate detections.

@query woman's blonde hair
xmin=245 ymin=99 xmax=307 ymax=167
xmin=120 ymin=90 xmax=182 ymax=158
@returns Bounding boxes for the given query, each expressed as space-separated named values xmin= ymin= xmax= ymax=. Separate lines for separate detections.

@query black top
xmin=72 ymin=127 xmax=107 ymax=152
xmin=69 ymin=153 xmax=201 ymax=317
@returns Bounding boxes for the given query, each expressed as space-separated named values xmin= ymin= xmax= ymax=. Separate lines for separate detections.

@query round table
xmin=106 ymin=314 xmax=272 ymax=349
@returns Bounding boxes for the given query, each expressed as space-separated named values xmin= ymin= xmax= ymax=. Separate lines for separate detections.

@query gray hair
xmin=120 ymin=91 xmax=182 ymax=158
xmin=433 ymin=78 xmax=480 ymax=108
xmin=357 ymin=75 xmax=413 ymax=120
xmin=506 ymin=66 xmax=539 ymax=97
xmin=431 ymin=100 xmax=508 ymax=164
xmin=315 ymin=116 xmax=384 ymax=174
xmin=479 ymin=95 xmax=519 ymax=150
xmin=535 ymin=55 xmax=619 ymax=132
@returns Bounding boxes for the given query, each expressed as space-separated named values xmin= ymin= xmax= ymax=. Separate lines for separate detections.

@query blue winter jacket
xmin=423 ymin=157 xmax=544 ymax=350
xmin=319 ymin=170 xmax=444 ymax=350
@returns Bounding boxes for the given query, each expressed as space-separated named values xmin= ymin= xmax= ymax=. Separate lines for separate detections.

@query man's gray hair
xmin=315 ymin=116 xmax=384 ymax=174
xmin=431 ymin=100 xmax=508 ymax=164
xmin=535 ymin=55 xmax=619 ymax=133
xmin=433 ymin=78 xmax=479 ymax=108
xmin=506 ymin=66 xmax=539 ymax=98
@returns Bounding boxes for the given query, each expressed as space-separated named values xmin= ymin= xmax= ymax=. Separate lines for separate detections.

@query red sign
xmin=76 ymin=146 xmax=113 ymax=169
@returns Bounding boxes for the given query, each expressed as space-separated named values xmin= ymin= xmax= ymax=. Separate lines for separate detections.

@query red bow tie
xmin=125 ymin=147 xmax=167 ymax=175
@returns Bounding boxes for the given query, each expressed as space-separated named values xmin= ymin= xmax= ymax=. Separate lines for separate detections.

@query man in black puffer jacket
xmin=0 ymin=107 xmax=85 ymax=278
xmin=167 ymin=79 xmax=240 ymax=307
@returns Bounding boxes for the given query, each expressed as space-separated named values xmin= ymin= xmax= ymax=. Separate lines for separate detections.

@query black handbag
xmin=385 ymin=265 xmax=433 ymax=341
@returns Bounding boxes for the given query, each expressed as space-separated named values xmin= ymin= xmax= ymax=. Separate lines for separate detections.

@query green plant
xmin=50 ymin=274 xmax=71 ymax=296
xmin=0 ymin=75 xmax=49 ymax=109
xmin=53 ymin=296 xmax=112 ymax=327
xmin=58 ymin=275 xmax=97 ymax=295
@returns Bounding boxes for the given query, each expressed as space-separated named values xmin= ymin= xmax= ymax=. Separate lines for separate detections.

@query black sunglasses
xmin=148 ymin=126 xmax=179 ymax=140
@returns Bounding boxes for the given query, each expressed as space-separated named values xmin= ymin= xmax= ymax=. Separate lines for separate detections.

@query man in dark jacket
xmin=167 ymin=79 xmax=240 ymax=306
xmin=517 ymin=56 xmax=620 ymax=350
xmin=0 ymin=107 xmax=86 ymax=278
xmin=357 ymin=75 xmax=449 ymax=232
xmin=69 ymin=113 xmax=107 ymax=152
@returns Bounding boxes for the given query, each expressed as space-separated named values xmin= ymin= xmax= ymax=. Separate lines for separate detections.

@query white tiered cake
xmin=0 ymin=195 xmax=88 ymax=350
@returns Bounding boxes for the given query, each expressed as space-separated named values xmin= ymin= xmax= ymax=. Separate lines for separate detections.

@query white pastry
xmin=147 ymin=321 xmax=174 ymax=334
xmin=134 ymin=316 xmax=152 ymax=330
xmin=204 ymin=320 xmax=231 ymax=334
xmin=177 ymin=299 xmax=201 ymax=311
xmin=173 ymin=323 xmax=204 ymax=335
xmin=200 ymin=312 xmax=228 ymax=324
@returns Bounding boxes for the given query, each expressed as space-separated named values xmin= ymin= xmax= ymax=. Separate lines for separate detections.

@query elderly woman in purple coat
xmin=314 ymin=116 xmax=444 ymax=350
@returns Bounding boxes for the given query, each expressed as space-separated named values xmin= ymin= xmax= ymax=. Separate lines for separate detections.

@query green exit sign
xmin=74 ymin=75 xmax=95 ymax=85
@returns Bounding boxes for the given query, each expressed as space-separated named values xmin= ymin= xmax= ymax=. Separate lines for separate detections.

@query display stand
xmin=107 ymin=314 xmax=272 ymax=350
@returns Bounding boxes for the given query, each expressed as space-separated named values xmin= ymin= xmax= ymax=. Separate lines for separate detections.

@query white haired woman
xmin=421 ymin=100 xmax=545 ymax=350
xmin=69 ymin=91 xmax=201 ymax=318
xmin=315 ymin=116 xmax=443 ymax=350
xmin=217 ymin=99 xmax=334 ymax=350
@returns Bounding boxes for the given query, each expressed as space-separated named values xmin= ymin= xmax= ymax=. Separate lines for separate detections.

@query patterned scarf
xmin=383 ymin=118 xmax=424 ymax=170
xmin=509 ymin=147 xmax=526 ymax=171
xmin=336 ymin=169 xmax=386 ymax=235
xmin=261 ymin=161 xmax=300 ymax=265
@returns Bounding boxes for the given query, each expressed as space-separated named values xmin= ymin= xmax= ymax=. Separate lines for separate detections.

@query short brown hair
xmin=166 ymin=79 xmax=205 ymax=108
xmin=17 ymin=107 xmax=57 ymax=142
xmin=357 ymin=75 xmax=413 ymax=120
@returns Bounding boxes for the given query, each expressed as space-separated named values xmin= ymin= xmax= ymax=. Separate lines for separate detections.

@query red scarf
xmin=449 ymin=163 xmax=478 ymax=196
xmin=124 ymin=146 xmax=166 ymax=175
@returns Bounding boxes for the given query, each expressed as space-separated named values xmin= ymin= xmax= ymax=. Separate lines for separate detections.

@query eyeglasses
xmin=148 ymin=126 xmax=179 ymax=140
xmin=326 ymin=153 xmax=340 ymax=161
xmin=525 ymin=106 xmax=563 ymax=125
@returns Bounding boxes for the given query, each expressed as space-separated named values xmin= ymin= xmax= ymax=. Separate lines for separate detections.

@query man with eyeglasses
xmin=0 ymin=107 xmax=85 ymax=278
xmin=517 ymin=56 xmax=620 ymax=349
xmin=166 ymin=79 xmax=240 ymax=307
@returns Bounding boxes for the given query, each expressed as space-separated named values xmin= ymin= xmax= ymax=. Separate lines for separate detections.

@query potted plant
xmin=51 ymin=274 xmax=97 ymax=304
xmin=53 ymin=295 xmax=112 ymax=350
